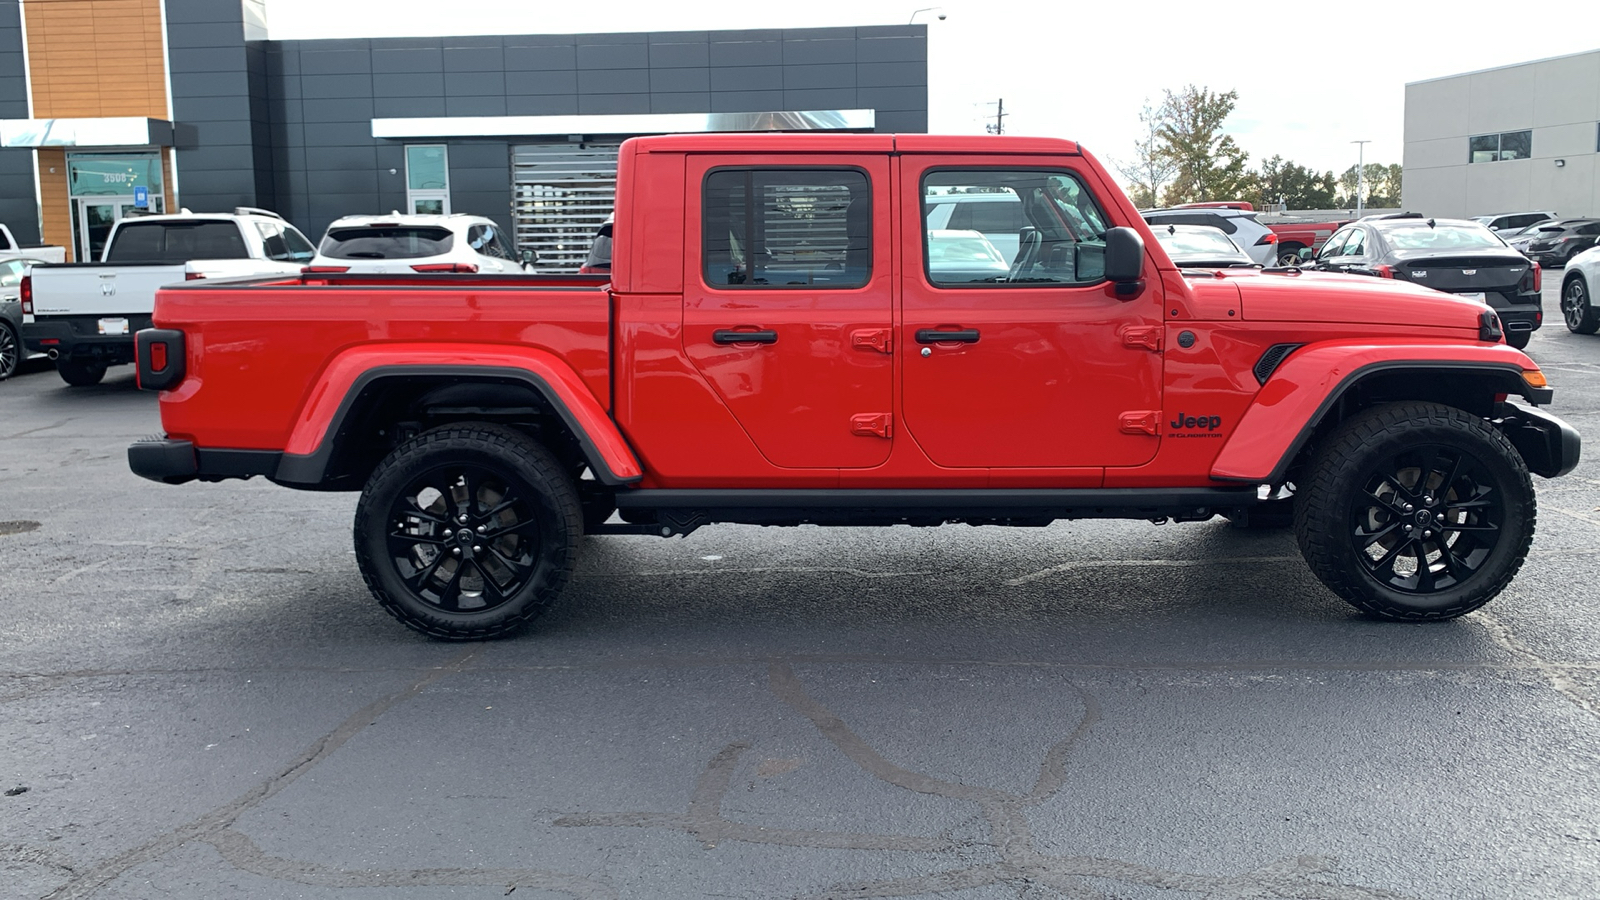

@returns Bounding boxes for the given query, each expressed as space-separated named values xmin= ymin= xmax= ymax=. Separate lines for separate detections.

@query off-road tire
xmin=1294 ymin=402 xmax=1534 ymax=621
xmin=1506 ymin=330 xmax=1531 ymax=350
xmin=354 ymin=423 xmax=582 ymax=640
xmin=1562 ymin=274 xmax=1598 ymax=334
xmin=0 ymin=321 xmax=18 ymax=380
xmin=56 ymin=358 xmax=106 ymax=386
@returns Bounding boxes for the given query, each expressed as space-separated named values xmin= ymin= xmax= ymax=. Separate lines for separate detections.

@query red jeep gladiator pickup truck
xmin=127 ymin=134 xmax=1579 ymax=640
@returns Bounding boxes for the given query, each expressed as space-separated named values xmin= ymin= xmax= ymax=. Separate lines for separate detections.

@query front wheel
xmin=57 ymin=358 xmax=106 ymax=386
xmin=1294 ymin=402 xmax=1534 ymax=621
xmin=0 ymin=322 xmax=18 ymax=380
xmin=1563 ymin=276 xmax=1599 ymax=334
xmin=354 ymin=424 xmax=582 ymax=640
xmin=1277 ymin=245 xmax=1306 ymax=267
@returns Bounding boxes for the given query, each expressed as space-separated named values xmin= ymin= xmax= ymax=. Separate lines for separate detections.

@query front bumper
xmin=1495 ymin=402 xmax=1581 ymax=479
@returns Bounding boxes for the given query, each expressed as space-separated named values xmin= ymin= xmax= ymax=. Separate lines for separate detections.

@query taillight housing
xmin=1254 ymin=232 xmax=1278 ymax=245
xmin=1519 ymin=262 xmax=1541 ymax=294
xmin=184 ymin=271 xmax=206 ymax=280
xmin=135 ymin=328 xmax=186 ymax=392
xmin=1374 ymin=264 xmax=1395 ymax=278
xmin=20 ymin=274 xmax=31 ymax=314
xmin=411 ymin=263 xmax=479 ymax=273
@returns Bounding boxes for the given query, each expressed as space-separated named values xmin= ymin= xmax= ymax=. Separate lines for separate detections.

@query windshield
xmin=1380 ymin=224 xmax=1504 ymax=251
xmin=1155 ymin=228 xmax=1243 ymax=258
xmin=319 ymin=226 xmax=454 ymax=259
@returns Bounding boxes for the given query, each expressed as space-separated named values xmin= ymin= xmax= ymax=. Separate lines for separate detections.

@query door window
xmin=702 ymin=168 xmax=871 ymax=288
xmin=922 ymin=169 xmax=1109 ymax=286
xmin=255 ymin=221 xmax=315 ymax=263
xmin=405 ymin=145 xmax=450 ymax=215
xmin=1342 ymin=229 xmax=1367 ymax=258
xmin=1319 ymin=230 xmax=1351 ymax=259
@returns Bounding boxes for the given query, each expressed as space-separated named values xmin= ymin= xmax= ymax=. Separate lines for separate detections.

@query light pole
xmin=909 ymin=6 xmax=945 ymax=22
xmin=1351 ymin=140 xmax=1370 ymax=217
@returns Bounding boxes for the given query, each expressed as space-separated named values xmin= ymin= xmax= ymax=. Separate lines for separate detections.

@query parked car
xmin=311 ymin=213 xmax=534 ymax=274
xmin=1521 ymin=218 xmax=1600 ymax=267
xmin=1560 ymin=245 xmax=1600 ymax=334
xmin=0 ymin=224 xmax=65 ymax=265
xmin=923 ymin=192 xmax=1026 ymax=264
xmin=1141 ymin=206 xmax=1278 ymax=266
xmin=1505 ymin=218 xmax=1562 ymax=254
xmin=578 ymin=214 xmax=613 ymax=274
xmin=1 ymin=257 xmax=52 ymax=380
xmin=22 ymin=208 xmax=315 ymax=386
xmin=1150 ymin=223 xmax=1255 ymax=268
xmin=924 ymin=228 xmax=1011 ymax=281
xmin=1311 ymin=214 xmax=1542 ymax=348
xmin=1471 ymin=211 xmax=1558 ymax=238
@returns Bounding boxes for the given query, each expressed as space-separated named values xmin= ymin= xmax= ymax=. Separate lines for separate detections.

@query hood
xmin=1216 ymin=269 xmax=1490 ymax=332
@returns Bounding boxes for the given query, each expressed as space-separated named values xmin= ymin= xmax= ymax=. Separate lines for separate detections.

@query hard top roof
xmin=626 ymin=133 xmax=1081 ymax=155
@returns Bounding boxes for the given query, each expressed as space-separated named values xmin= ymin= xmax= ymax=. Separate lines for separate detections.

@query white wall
xmin=1403 ymin=50 xmax=1600 ymax=218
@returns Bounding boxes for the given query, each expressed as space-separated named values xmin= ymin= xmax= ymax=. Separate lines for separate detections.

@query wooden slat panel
xmin=23 ymin=0 xmax=169 ymax=119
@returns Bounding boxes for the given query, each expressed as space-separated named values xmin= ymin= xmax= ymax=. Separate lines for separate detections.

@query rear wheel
xmin=57 ymin=358 xmax=106 ymax=386
xmin=1294 ymin=402 xmax=1534 ymax=621
xmin=0 ymin=322 xmax=18 ymax=380
xmin=1277 ymin=244 xmax=1306 ymax=267
xmin=354 ymin=424 xmax=582 ymax=640
xmin=1505 ymin=330 xmax=1530 ymax=350
xmin=1562 ymin=275 xmax=1599 ymax=334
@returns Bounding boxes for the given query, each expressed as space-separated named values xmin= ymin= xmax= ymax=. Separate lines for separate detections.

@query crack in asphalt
xmin=556 ymin=662 xmax=1419 ymax=900
xmin=37 ymin=650 xmax=483 ymax=900
xmin=1476 ymin=605 xmax=1600 ymax=720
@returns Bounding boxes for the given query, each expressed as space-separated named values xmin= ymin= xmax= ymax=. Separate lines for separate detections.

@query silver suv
xmin=1141 ymin=207 xmax=1276 ymax=266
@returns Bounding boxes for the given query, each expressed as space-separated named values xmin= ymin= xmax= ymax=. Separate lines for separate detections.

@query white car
xmin=924 ymin=193 xmax=1025 ymax=265
xmin=1559 ymin=245 xmax=1600 ymax=334
xmin=311 ymin=214 xmax=533 ymax=274
xmin=1141 ymin=207 xmax=1279 ymax=266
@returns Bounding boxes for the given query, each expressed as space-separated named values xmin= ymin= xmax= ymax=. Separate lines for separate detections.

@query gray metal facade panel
xmin=444 ymin=96 xmax=509 ymax=117
xmin=372 ymin=47 xmax=441 ymax=73
xmin=301 ymin=73 xmax=376 ymax=99
xmin=0 ymin=48 xmax=23 ymax=77
xmin=505 ymin=70 xmax=579 ymax=95
xmin=576 ymin=43 xmax=650 ymax=70
xmin=373 ymin=72 xmax=446 ymax=99
xmin=504 ymin=45 xmax=577 ymax=71
xmin=507 ymin=95 xmax=580 ymax=116
xmin=444 ymin=46 xmax=505 ymax=73
xmin=445 ymin=71 xmax=506 ymax=97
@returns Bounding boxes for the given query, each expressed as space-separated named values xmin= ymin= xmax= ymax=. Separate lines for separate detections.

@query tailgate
xmin=1396 ymin=255 xmax=1529 ymax=295
xmin=30 ymin=264 xmax=189 ymax=317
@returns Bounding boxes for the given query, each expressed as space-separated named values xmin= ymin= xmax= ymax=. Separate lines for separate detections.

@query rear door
xmin=681 ymin=153 xmax=894 ymax=469
xmin=898 ymin=157 xmax=1163 ymax=468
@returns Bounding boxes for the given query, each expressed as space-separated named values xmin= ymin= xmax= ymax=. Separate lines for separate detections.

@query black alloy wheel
xmin=354 ymin=424 xmax=581 ymax=640
xmin=1295 ymin=402 xmax=1534 ymax=621
xmin=0 ymin=322 xmax=17 ymax=380
xmin=1562 ymin=275 xmax=1599 ymax=334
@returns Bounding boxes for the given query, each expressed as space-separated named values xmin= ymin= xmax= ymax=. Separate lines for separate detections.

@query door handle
xmin=915 ymin=328 xmax=980 ymax=344
xmin=713 ymin=329 xmax=778 ymax=345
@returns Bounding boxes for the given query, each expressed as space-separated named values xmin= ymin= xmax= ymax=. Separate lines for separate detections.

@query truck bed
xmin=153 ymin=273 xmax=614 ymax=451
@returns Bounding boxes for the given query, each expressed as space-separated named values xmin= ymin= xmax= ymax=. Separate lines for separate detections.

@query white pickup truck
xmin=0 ymin=223 xmax=66 ymax=265
xmin=22 ymin=208 xmax=314 ymax=385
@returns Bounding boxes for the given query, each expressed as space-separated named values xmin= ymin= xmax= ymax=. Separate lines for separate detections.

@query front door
xmin=73 ymin=197 xmax=138 ymax=262
xmin=898 ymin=159 xmax=1164 ymax=469
xmin=682 ymin=155 xmax=894 ymax=468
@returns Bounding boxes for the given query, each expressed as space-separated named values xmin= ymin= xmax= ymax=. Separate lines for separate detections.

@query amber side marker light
xmin=1523 ymin=369 xmax=1548 ymax=389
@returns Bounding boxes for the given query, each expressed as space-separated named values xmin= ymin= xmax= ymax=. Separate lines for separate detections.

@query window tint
xmin=468 ymin=223 xmax=510 ymax=259
xmin=106 ymin=221 xmax=249 ymax=263
xmin=703 ymin=168 xmax=870 ymax=288
xmin=1319 ymin=230 xmax=1350 ymax=258
xmin=0 ymin=229 xmax=12 ymax=250
xmin=1343 ymin=229 xmax=1366 ymax=257
xmin=584 ymin=220 xmax=613 ymax=270
xmin=0 ymin=259 xmax=22 ymax=286
xmin=282 ymin=226 xmax=315 ymax=260
xmin=1145 ymin=212 xmax=1237 ymax=234
xmin=947 ymin=199 xmax=1026 ymax=235
xmin=319 ymin=226 xmax=454 ymax=260
xmin=1379 ymin=224 xmax=1503 ymax=251
xmin=254 ymin=221 xmax=313 ymax=263
xmin=1578 ymin=223 xmax=1600 ymax=236
xmin=1469 ymin=131 xmax=1533 ymax=163
xmin=923 ymin=169 xmax=1111 ymax=286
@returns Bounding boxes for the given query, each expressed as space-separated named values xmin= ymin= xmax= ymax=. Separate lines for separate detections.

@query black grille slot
xmin=1253 ymin=343 xmax=1303 ymax=385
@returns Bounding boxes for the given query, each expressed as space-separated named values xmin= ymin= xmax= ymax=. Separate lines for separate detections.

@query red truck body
xmin=128 ymin=133 xmax=1579 ymax=639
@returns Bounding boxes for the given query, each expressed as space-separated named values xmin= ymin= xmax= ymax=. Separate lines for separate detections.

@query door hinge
xmin=850 ymin=412 xmax=893 ymax=439
xmin=1119 ymin=410 xmax=1160 ymax=436
xmin=851 ymin=328 xmax=892 ymax=354
xmin=1121 ymin=325 xmax=1162 ymax=352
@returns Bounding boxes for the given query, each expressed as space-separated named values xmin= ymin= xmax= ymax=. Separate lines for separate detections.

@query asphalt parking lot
xmin=3 ymin=277 xmax=1600 ymax=900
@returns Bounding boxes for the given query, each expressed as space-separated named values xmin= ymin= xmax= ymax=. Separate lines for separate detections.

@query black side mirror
xmin=1297 ymin=247 xmax=1314 ymax=262
xmin=1104 ymin=226 xmax=1144 ymax=298
xmin=520 ymin=248 xmax=537 ymax=268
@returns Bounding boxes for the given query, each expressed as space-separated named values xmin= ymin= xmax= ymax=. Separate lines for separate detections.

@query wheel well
xmin=310 ymin=375 xmax=597 ymax=491
xmin=1277 ymin=367 xmax=1527 ymax=486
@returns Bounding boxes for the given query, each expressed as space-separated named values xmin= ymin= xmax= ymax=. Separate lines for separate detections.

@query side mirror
xmin=520 ymin=248 xmax=537 ymax=268
xmin=1297 ymin=247 xmax=1314 ymax=262
xmin=1103 ymin=226 xmax=1144 ymax=298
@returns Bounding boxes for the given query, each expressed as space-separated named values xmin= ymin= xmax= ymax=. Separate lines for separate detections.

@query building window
xmin=1469 ymin=131 xmax=1532 ymax=163
xmin=406 ymin=145 xmax=450 ymax=214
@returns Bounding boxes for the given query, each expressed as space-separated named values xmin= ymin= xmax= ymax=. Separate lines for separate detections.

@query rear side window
xmin=703 ymin=168 xmax=870 ymax=288
xmin=255 ymin=221 xmax=316 ymax=263
xmin=319 ymin=226 xmax=454 ymax=260
xmin=106 ymin=221 xmax=249 ymax=263
xmin=584 ymin=220 xmax=613 ymax=270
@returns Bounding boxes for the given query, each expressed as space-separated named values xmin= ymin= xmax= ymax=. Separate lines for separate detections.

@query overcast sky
xmin=265 ymin=0 xmax=1600 ymax=180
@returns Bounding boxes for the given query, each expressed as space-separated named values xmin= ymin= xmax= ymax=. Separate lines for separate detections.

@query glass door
xmin=73 ymin=197 xmax=136 ymax=262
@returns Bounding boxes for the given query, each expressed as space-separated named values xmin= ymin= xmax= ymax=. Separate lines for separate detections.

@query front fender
xmin=1210 ymin=340 xmax=1542 ymax=484
xmin=275 ymin=343 xmax=642 ymax=486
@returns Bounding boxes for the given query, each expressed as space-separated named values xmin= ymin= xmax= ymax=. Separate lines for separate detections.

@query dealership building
xmin=0 ymin=0 xmax=928 ymax=267
xmin=1403 ymin=49 xmax=1600 ymax=219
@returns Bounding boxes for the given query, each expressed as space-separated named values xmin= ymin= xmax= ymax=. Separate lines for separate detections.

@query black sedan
xmin=1523 ymin=218 xmax=1600 ymax=267
xmin=1311 ymin=214 xmax=1542 ymax=348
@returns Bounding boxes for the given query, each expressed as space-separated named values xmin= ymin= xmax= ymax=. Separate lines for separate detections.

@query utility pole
xmin=985 ymin=99 xmax=1006 ymax=135
xmin=1351 ymin=140 xmax=1370 ymax=217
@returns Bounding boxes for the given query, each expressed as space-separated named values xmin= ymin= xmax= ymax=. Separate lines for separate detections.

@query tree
xmin=1252 ymin=155 xmax=1337 ymax=210
xmin=1336 ymin=163 xmax=1402 ymax=208
xmin=1153 ymin=85 xmax=1250 ymax=205
xmin=1114 ymin=101 xmax=1176 ymax=210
